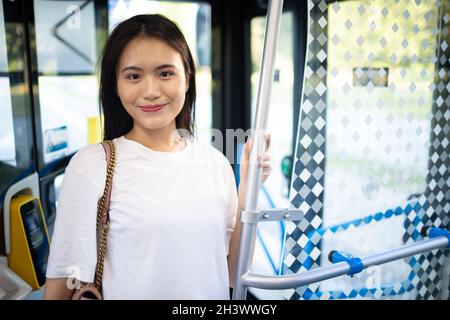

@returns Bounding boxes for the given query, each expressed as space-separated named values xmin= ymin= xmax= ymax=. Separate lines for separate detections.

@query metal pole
xmin=240 ymin=236 xmax=449 ymax=290
xmin=232 ymin=0 xmax=284 ymax=300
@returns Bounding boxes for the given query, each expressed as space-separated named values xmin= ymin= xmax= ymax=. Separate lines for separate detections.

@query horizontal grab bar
xmin=241 ymin=231 xmax=449 ymax=290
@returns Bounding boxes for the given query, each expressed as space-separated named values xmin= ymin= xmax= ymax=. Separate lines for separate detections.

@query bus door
xmin=283 ymin=0 xmax=450 ymax=300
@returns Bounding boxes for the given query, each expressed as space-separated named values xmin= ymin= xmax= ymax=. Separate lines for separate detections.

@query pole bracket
xmin=329 ymin=250 xmax=364 ymax=276
xmin=428 ymin=227 xmax=450 ymax=248
xmin=241 ymin=208 xmax=304 ymax=224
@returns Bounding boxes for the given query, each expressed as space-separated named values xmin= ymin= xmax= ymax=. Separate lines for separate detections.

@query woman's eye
xmin=159 ymin=71 xmax=174 ymax=78
xmin=126 ymin=74 xmax=140 ymax=80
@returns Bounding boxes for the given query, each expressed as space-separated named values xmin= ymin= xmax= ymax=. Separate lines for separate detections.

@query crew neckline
xmin=117 ymin=135 xmax=192 ymax=157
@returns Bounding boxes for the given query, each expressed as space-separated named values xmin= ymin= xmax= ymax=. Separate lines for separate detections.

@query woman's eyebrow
xmin=121 ymin=64 xmax=176 ymax=73
xmin=121 ymin=66 xmax=143 ymax=73
xmin=154 ymin=64 xmax=176 ymax=71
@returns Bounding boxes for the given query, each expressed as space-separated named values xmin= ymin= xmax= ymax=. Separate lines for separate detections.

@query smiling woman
xmin=99 ymin=14 xmax=197 ymax=152
xmin=116 ymin=36 xmax=190 ymax=152
xmin=42 ymin=13 xmax=273 ymax=300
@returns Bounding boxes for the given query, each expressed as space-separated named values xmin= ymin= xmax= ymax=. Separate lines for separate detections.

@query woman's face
xmin=116 ymin=36 xmax=188 ymax=132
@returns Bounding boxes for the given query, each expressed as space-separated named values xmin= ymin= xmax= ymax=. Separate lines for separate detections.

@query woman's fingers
xmin=241 ymin=135 xmax=272 ymax=183
xmin=242 ymin=137 xmax=253 ymax=163
xmin=265 ymin=133 xmax=271 ymax=152
xmin=244 ymin=134 xmax=269 ymax=158
xmin=242 ymin=135 xmax=270 ymax=169
xmin=259 ymin=150 xmax=271 ymax=182
xmin=259 ymin=160 xmax=272 ymax=168
xmin=257 ymin=152 xmax=271 ymax=167
xmin=259 ymin=152 xmax=271 ymax=160
xmin=261 ymin=162 xmax=272 ymax=172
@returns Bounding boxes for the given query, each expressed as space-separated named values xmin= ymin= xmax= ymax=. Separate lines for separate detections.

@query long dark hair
xmin=99 ymin=14 xmax=196 ymax=140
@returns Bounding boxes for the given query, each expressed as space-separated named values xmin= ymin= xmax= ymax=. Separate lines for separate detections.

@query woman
xmin=43 ymin=14 xmax=271 ymax=299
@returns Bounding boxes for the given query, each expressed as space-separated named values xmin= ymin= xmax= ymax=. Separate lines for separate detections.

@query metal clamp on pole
xmin=422 ymin=227 xmax=450 ymax=247
xmin=328 ymin=250 xmax=364 ymax=276
xmin=240 ymin=208 xmax=304 ymax=224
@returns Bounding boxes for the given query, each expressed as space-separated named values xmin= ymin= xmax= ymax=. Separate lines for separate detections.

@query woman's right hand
xmin=43 ymin=278 xmax=74 ymax=300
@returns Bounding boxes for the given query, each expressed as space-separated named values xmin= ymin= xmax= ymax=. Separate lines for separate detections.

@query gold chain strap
xmin=94 ymin=140 xmax=116 ymax=291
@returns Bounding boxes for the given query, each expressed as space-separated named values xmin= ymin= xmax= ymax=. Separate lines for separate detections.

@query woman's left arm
xmin=228 ymin=134 xmax=272 ymax=288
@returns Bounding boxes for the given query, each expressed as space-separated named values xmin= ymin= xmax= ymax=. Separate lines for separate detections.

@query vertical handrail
xmin=232 ymin=0 xmax=284 ymax=300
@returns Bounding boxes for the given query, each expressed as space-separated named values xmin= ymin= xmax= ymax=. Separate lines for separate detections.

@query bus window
xmin=0 ymin=1 xmax=15 ymax=167
xmin=0 ymin=0 xmax=35 ymax=198
xmin=33 ymin=0 xmax=101 ymax=164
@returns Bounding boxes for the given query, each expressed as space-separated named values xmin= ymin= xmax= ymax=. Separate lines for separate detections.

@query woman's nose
xmin=142 ymin=77 xmax=160 ymax=100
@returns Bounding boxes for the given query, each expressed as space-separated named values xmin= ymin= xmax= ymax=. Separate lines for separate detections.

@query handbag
xmin=71 ymin=140 xmax=117 ymax=300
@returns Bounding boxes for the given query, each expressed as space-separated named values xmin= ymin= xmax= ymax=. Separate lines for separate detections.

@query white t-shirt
xmin=46 ymin=136 xmax=238 ymax=299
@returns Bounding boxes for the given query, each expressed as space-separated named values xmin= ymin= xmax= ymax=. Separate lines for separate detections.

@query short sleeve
xmin=224 ymin=161 xmax=238 ymax=255
xmin=45 ymin=165 xmax=102 ymax=282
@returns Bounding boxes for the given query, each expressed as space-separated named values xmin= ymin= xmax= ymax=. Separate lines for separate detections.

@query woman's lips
xmin=139 ymin=104 xmax=167 ymax=112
